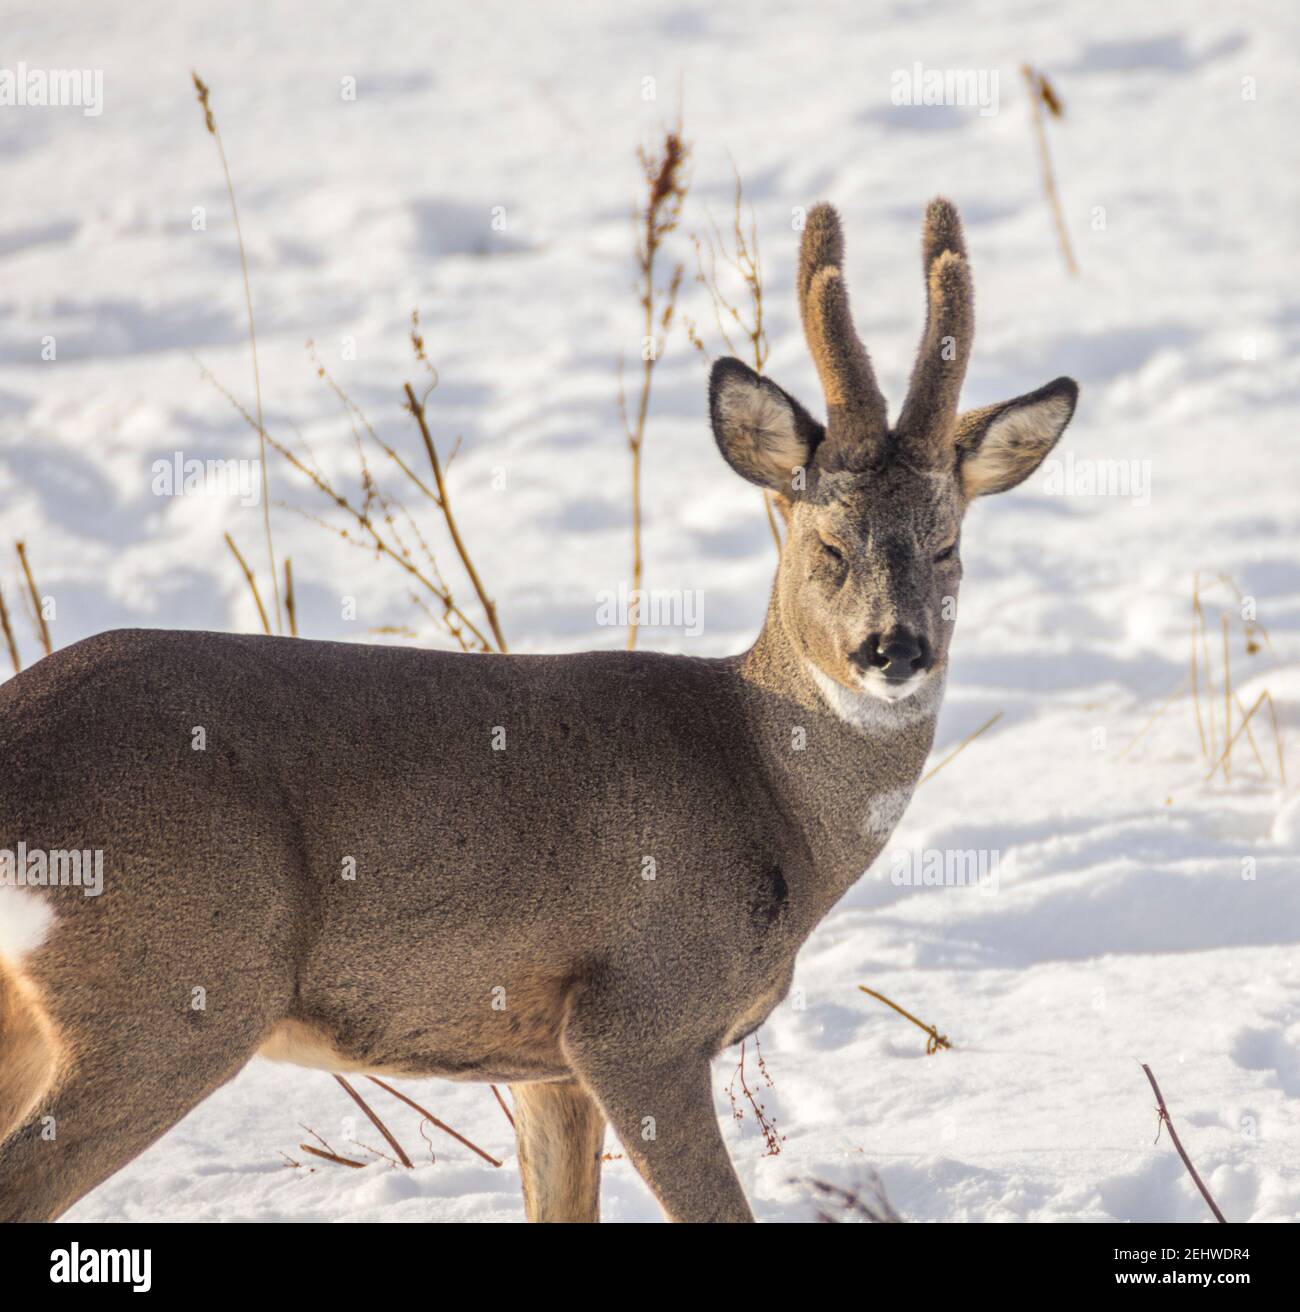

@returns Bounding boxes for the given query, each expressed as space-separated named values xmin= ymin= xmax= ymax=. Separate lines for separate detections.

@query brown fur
xmin=0 ymin=200 xmax=1076 ymax=1223
xmin=511 ymin=1081 xmax=605 ymax=1222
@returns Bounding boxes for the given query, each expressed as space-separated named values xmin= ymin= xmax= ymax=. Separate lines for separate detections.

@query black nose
xmin=850 ymin=630 xmax=931 ymax=681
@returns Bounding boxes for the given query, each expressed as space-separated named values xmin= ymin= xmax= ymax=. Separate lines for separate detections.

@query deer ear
xmin=955 ymin=377 xmax=1079 ymax=497
xmin=709 ymin=357 xmax=824 ymax=495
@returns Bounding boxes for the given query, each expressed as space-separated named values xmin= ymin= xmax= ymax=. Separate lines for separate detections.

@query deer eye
xmin=934 ymin=542 xmax=958 ymax=563
xmin=819 ymin=538 xmax=845 ymax=565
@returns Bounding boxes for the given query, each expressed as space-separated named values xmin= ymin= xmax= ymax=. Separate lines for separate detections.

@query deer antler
xmin=894 ymin=198 xmax=974 ymax=460
xmin=797 ymin=204 xmax=889 ymax=470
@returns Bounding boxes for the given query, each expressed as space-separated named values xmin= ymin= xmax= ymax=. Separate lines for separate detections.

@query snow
xmin=2 ymin=0 xmax=1298 ymax=1222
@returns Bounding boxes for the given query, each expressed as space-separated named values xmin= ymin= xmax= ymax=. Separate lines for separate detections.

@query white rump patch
xmin=0 ymin=885 xmax=56 ymax=962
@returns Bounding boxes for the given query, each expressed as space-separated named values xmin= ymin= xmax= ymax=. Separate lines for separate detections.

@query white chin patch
xmin=804 ymin=660 xmax=939 ymax=732
xmin=858 ymin=671 xmax=927 ymax=703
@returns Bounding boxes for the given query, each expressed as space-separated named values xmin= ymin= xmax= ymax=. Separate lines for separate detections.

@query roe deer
xmin=0 ymin=199 xmax=1076 ymax=1223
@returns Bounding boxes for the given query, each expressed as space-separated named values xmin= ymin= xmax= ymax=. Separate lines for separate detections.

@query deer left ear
xmin=955 ymin=377 xmax=1079 ymax=497
xmin=709 ymin=357 xmax=825 ymax=495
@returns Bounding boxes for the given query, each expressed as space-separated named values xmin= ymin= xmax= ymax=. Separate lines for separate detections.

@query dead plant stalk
xmin=0 ymin=582 xmax=21 ymax=673
xmin=223 ymin=532 xmax=272 ymax=636
xmin=404 ymin=382 xmax=506 ymax=652
xmin=687 ymin=160 xmax=781 ymax=553
xmin=1141 ymin=1064 xmax=1226 ymax=1223
xmin=621 ymin=128 xmax=689 ymax=650
xmin=1021 ymin=65 xmax=1077 ymax=277
xmin=192 ymin=71 xmax=281 ymax=633
xmin=15 ymin=542 xmax=51 ymax=656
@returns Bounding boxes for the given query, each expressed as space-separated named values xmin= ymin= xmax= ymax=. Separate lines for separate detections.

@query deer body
xmin=0 ymin=201 xmax=1076 ymax=1222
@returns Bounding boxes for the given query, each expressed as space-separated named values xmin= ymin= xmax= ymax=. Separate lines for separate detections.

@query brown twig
xmin=15 ymin=542 xmax=51 ymax=656
xmin=333 ymin=1074 xmax=413 ymax=1168
xmin=1141 ymin=1064 xmax=1226 ymax=1223
xmin=403 ymin=381 xmax=507 ymax=652
xmin=197 ymin=357 xmax=494 ymax=654
xmin=686 ymin=157 xmax=781 ymax=556
xmin=283 ymin=558 xmax=298 ymax=637
xmin=299 ymin=1142 xmax=366 ymax=1169
xmin=223 ymin=532 xmax=272 ymax=635
xmin=367 ymin=1076 xmax=502 ymax=1168
xmin=858 ymin=985 xmax=951 ymax=1054
xmin=491 ymin=1084 xmax=516 ymax=1130
xmin=0 ymin=583 xmax=21 ymax=674
xmin=808 ymin=1175 xmax=903 ymax=1224
xmin=621 ymin=126 xmax=690 ymax=650
xmin=192 ymin=72 xmax=281 ymax=633
xmin=726 ymin=1036 xmax=784 ymax=1156
xmin=918 ymin=711 xmax=1003 ymax=785
xmin=1021 ymin=65 xmax=1077 ymax=277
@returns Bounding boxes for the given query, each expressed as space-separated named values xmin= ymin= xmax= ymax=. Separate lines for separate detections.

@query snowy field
xmin=2 ymin=0 xmax=1298 ymax=1222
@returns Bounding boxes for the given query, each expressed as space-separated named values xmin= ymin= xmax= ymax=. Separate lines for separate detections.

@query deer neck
xmin=734 ymin=593 xmax=942 ymax=915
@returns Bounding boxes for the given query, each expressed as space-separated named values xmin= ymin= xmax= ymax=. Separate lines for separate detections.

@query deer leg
xmin=510 ymin=1079 xmax=605 ymax=1223
xmin=563 ymin=1002 xmax=752 ymax=1223
xmin=0 ymin=922 xmax=291 ymax=1220
xmin=0 ymin=1025 xmax=263 ymax=1222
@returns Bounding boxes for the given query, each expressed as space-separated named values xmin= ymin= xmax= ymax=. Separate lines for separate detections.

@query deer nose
xmin=850 ymin=630 xmax=931 ymax=681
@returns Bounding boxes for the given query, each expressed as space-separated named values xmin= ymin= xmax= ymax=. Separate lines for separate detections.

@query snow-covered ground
xmin=2 ymin=0 xmax=1298 ymax=1221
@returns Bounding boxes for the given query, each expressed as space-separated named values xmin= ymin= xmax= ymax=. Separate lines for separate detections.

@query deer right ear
xmin=709 ymin=357 xmax=823 ymax=496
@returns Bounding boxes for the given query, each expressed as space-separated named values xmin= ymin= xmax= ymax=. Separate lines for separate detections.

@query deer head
xmin=710 ymin=199 xmax=1078 ymax=705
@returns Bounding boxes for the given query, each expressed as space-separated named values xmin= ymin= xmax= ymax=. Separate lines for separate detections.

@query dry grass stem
xmin=223 ymin=532 xmax=272 ymax=635
xmin=1221 ymin=614 xmax=1232 ymax=781
xmin=858 ymin=985 xmax=951 ymax=1054
xmin=1186 ymin=573 xmax=1283 ymax=785
xmin=918 ymin=710 xmax=1004 ymax=785
xmin=0 ymin=583 xmax=21 ymax=673
xmin=197 ymin=354 xmax=497 ymax=654
xmin=284 ymin=558 xmax=298 ymax=637
xmin=620 ymin=126 xmax=690 ymax=650
xmin=15 ymin=542 xmax=51 ymax=656
xmin=686 ymin=159 xmax=781 ymax=555
xmin=192 ymin=71 xmax=280 ymax=633
xmin=1205 ymin=690 xmax=1269 ymax=782
xmin=1021 ymin=65 xmax=1078 ymax=277
xmin=404 ymin=379 xmax=507 ymax=652
xmin=1118 ymin=675 xmax=1189 ymax=758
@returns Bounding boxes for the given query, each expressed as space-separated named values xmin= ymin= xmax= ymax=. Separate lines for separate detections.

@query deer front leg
xmin=564 ymin=1001 xmax=753 ymax=1223
xmin=510 ymin=1080 xmax=605 ymax=1223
